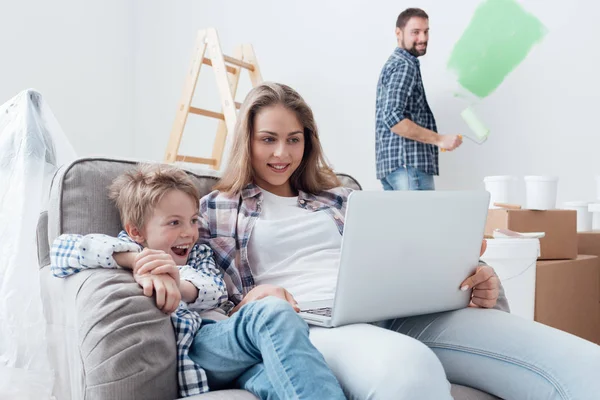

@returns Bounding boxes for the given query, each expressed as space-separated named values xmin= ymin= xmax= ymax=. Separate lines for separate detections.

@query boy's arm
xmin=50 ymin=232 xmax=141 ymax=278
xmin=179 ymin=243 xmax=229 ymax=312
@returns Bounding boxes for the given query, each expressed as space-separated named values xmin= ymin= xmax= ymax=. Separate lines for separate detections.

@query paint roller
xmin=441 ymin=106 xmax=489 ymax=152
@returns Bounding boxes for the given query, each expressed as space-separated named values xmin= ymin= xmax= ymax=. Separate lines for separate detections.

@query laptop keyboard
xmin=303 ymin=307 xmax=332 ymax=317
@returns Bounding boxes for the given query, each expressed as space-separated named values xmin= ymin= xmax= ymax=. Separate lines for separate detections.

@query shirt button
xmin=334 ymin=215 xmax=341 ymax=220
xmin=299 ymin=200 xmax=305 ymax=204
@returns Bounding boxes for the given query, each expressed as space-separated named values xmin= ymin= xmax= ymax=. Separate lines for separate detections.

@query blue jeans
xmin=380 ymin=166 xmax=435 ymax=191
xmin=189 ymin=297 xmax=345 ymax=400
xmin=309 ymin=308 xmax=600 ymax=399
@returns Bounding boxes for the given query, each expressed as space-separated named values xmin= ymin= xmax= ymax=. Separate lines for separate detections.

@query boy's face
xmin=136 ymin=189 xmax=200 ymax=266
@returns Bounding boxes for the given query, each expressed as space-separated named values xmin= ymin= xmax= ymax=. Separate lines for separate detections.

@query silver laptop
xmin=299 ymin=190 xmax=490 ymax=328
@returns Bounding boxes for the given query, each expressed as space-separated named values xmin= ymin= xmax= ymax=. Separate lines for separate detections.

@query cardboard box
xmin=535 ymin=255 xmax=600 ymax=344
xmin=577 ymin=231 xmax=600 ymax=258
xmin=577 ymin=231 xmax=600 ymax=306
xmin=485 ymin=209 xmax=577 ymax=260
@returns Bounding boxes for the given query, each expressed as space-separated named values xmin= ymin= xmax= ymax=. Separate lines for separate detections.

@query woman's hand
xmin=459 ymin=239 xmax=500 ymax=309
xmin=230 ymin=284 xmax=300 ymax=315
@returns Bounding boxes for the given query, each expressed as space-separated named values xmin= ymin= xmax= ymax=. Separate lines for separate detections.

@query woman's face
xmin=251 ymin=104 xmax=305 ymax=197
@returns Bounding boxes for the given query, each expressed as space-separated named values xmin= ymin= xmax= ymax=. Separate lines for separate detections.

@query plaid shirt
xmin=199 ymin=183 xmax=352 ymax=303
xmin=375 ymin=47 xmax=439 ymax=179
xmin=50 ymin=231 xmax=232 ymax=397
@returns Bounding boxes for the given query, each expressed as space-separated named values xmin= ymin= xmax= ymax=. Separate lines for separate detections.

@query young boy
xmin=50 ymin=164 xmax=344 ymax=399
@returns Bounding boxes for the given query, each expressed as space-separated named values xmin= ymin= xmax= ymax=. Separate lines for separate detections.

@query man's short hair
xmin=108 ymin=163 xmax=200 ymax=229
xmin=396 ymin=8 xmax=429 ymax=30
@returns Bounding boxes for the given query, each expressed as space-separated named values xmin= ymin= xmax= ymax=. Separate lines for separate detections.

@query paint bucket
xmin=564 ymin=201 xmax=592 ymax=232
xmin=483 ymin=176 xmax=516 ymax=209
xmin=480 ymin=238 xmax=540 ymax=320
xmin=524 ymin=176 xmax=558 ymax=210
xmin=588 ymin=203 xmax=600 ymax=230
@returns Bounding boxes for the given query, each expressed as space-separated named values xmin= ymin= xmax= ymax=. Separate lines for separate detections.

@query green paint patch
xmin=447 ymin=0 xmax=546 ymax=98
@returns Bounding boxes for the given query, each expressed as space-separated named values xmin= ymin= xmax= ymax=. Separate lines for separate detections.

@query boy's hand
xmin=113 ymin=251 xmax=137 ymax=269
xmin=134 ymin=272 xmax=181 ymax=314
xmin=133 ymin=249 xmax=180 ymax=287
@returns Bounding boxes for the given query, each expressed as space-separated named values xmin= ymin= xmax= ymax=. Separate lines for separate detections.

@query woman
xmin=200 ymin=82 xmax=600 ymax=399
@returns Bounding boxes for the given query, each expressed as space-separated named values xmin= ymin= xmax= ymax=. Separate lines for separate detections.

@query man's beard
xmin=403 ymin=40 xmax=427 ymax=57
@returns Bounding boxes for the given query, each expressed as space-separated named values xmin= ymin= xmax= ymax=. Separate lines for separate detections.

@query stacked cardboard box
xmin=576 ymin=232 xmax=600 ymax=344
xmin=485 ymin=209 xmax=600 ymax=344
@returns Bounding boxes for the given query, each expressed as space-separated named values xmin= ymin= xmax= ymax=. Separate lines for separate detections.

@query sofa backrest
xmin=38 ymin=157 xmax=362 ymax=267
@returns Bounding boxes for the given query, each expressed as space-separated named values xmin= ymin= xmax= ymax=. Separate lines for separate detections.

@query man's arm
xmin=382 ymin=64 xmax=461 ymax=150
xmin=391 ymin=119 xmax=440 ymax=145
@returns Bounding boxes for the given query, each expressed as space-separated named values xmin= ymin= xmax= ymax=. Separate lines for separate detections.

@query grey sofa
xmin=38 ymin=157 xmax=500 ymax=400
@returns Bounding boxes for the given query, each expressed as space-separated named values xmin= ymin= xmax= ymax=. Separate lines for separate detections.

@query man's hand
xmin=230 ymin=284 xmax=300 ymax=315
xmin=133 ymin=249 xmax=180 ymax=287
xmin=437 ymin=134 xmax=463 ymax=151
xmin=134 ymin=272 xmax=181 ymax=314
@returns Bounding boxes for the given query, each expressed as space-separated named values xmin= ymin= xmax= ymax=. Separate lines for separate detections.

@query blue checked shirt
xmin=50 ymin=231 xmax=232 ymax=397
xmin=375 ymin=47 xmax=439 ymax=179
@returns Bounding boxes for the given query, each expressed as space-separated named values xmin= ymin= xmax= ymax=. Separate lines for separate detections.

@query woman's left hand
xmin=460 ymin=265 xmax=500 ymax=308
xmin=459 ymin=239 xmax=500 ymax=309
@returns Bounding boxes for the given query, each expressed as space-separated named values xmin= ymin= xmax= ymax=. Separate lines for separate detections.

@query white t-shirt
xmin=247 ymin=188 xmax=342 ymax=303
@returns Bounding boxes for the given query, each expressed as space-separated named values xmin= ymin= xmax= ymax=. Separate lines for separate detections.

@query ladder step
xmin=176 ymin=155 xmax=218 ymax=166
xmin=223 ymin=55 xmax=255 ymax=71
xmin=189 ymin=107 xmax=224 ymax=120
xmin=202 ymin=58 xmax=237 ymax=74
xmin=203 ymin=56 xmax=255 ymax=72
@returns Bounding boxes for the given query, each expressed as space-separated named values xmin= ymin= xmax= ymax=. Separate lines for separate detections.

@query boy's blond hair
xmin=108 ymin=164 xmax=200 ymax=229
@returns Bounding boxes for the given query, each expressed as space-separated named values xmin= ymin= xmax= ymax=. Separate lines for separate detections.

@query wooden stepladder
xmin=164 ymin=28 xmax=263 ymax=170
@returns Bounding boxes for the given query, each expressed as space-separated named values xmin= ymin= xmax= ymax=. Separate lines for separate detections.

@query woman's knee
xmin=370 ymin=339 xmax=449 ymax=399
xmin=311 ymin=325 xmax=450 ymax=399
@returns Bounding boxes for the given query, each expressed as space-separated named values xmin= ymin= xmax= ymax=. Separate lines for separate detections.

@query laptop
xmin=299 ymin=190 xmax=490 ymax=328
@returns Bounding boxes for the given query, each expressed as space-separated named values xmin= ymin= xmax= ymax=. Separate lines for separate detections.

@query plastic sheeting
xmin=0 ymin=89 xmax=76 ymax=399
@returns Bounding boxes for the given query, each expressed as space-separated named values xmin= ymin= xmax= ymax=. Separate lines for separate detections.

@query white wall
xmin=5 ymin=1 xmax=598 ymax=207
xmin=131 ymin=0 xmax=600 ymax=206
xmin=0 ymin=0 xmax=135 ymax=158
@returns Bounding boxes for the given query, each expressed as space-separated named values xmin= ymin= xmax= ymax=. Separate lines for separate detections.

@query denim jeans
xmin=189 ymin=297 xmax=345 ymax=400
xmin=309 ymin=308 xmax=600 ymax=399
xmin=380 ymin=165 xmax=435 ymax=191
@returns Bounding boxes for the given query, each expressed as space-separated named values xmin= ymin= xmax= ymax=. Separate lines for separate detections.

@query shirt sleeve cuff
xmin=384 ymin=111 xmax=406 ymax=129
xmin=79 ymin=235 xmax=141 ymax=269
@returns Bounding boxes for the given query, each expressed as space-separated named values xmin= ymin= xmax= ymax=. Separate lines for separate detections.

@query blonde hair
xmin=108 ymin=164 xmax=200 ymax=229
xmin=215 ymin=82 xmax=340 ymax=195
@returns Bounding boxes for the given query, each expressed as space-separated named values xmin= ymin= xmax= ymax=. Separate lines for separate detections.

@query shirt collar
xmin=241 ymin=183 xmax=262 ymax=199
xmin=395 ymin=47 xmax=420 ymax=66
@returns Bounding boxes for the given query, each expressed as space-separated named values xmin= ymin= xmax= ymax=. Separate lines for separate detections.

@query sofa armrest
xmin=37 ymin=211 xmax=50 ymax=268
xmin=41 ymin=266 xmax=178 ymax=400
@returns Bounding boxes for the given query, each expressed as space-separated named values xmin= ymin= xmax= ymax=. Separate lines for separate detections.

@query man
xmin=376 ymin=8 xmax=462 ymax=190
